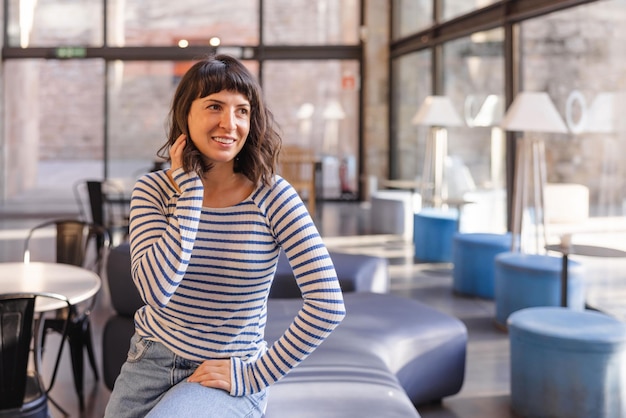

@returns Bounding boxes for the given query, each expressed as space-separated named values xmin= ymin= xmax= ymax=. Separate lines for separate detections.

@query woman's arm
xmin=128 ymin=168 xmax=203 ymax=308
xmin=230 ymin=178 xmax=346 ymax=395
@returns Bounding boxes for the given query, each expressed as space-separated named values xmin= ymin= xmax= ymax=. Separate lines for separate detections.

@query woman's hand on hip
xmin=187 ymin=358 xmax=232 ymax=393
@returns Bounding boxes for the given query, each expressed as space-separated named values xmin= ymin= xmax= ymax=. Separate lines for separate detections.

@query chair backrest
xmin=0 ymin=293 xmax=70 ymax=410
xmin=74 ymin=179 xmax=129 ymax=227
xmin=55 ymin=220 xmax=90 ymax=266
xmin=86 ymin=181 xmax=105 ymax=227
xmin=279 ymin=145 xmax=317 ymax=216
xmin=106 ymin=243 xmax=143 ymax=316
xmin=0 ymin=296 xmax=35 ymax=409
xmin=23 ymin=219 xmax=110 ymax=271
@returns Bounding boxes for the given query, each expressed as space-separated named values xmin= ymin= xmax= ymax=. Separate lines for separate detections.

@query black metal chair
xmin=102 ymin=242 xmax=142 ymax=391
xmin=0 ymin=292 xmax=71 ymax=418
xmin=23 ymin=219 xmax=109 ymax=410
xmin=74 ymin=179 xmax=130 ymax=247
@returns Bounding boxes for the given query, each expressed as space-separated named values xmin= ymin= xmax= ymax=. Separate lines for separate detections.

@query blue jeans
xmin=105 ymin=333 xmax=268 ymax=418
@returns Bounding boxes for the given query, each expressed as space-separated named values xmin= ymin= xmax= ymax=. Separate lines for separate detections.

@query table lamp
xmin=322 ymin=99 xmax=346 ymax=156
xmin=412 ymin=95 xmax=464 ymax=208
xmin=501 ymin=91 xmax=568 ymax=253
xmin=584 ymin=92 xmax=618 ymax=214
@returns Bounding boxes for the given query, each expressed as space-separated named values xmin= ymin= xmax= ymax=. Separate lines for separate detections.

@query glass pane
xmin=520 ymin=1 xmax=626 ymax=218
xmin=107 ymin=61 xmax=177 ymax=181
xmin=519 ymin=0 xmax=626 ymax=315
xmin=3 ymin=59 xmax=104 ymax=211
xmin=6 ymin=0 xmax=103 ymax=47
xmin=442 ymin=28 xmax=506 ymax=233
xmin=107 ymin=60 xmax=259 ymax=181
xmin=392 ymin=0 xmax=433 ymax=39
xmin=262 ymin=60 xmax=360 ymax=199
xmin=107 ymin=0 xmax=259 ymax=47
xmin=263 ymin=0 xmax=360 ymax=45
xmin=443 ymin=0 xmax=499 ymax=22
xmin=391 ymin=50 xmax=432 ymax=181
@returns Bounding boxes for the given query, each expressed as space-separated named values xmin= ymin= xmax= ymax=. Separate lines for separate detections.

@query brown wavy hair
xmin=157 ymin=54 xmax=281 ymax=186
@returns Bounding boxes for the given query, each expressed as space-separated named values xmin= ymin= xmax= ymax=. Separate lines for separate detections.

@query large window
xmin=1 ymin=0 xmax=363 ymax=207
xmin=389 ymin=0 xmax=626 ymax=314
xmin=442 ymin=28 xmax=506 ymax=232
xmin=3 ymin=59 xmax=105 ymax=206
xmin=263 ymin=0 xmax=361 ymax=45
xmin=390 ymin=50 xmax=431 ymax=181
xmin=520 ymin=1 xmax=626 ymax=218
xmin=107 ymin=61 xmax=187 ymax=180
xmin=391 ymin=0 xmax=432 ymax=40
xmin=263 ymin=60 xmax=360 ymax=198
xmin=107 ymin=0 xmax=259 ymax=47
xmin=515 ymin=0 xmax=626 ymax=314
xmin=6 ymin=0 xmax=103 ymax=47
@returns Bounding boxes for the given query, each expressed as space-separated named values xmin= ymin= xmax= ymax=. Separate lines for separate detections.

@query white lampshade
xmin=585 ymin=92 xmax=616 ymax=133
xmin=473 ymin=94 xmax=504 ymax=127
xmin=296 ymin=102 xmax=315 ymax=119
xmin=323 ymin=100 xmax=346 ymax=120
xmin=501 ymin=92 xmax=568 ymax=133
xmin=412 ymin=96 xmax=464 ymax=127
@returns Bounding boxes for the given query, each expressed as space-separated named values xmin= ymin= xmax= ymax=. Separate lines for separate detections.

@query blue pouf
xmin=452 ymin=233 xmax=512 ymax=299
xmin=413 ymin=208 xmax=458 ymax=263
xmin=494 ymin=252 xmax=584 ymax=327
xmin=509 ymin=307 xmax=626 ymax=418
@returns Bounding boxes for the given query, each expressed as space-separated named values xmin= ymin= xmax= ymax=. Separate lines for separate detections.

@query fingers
xmin=187 ymin=359 xmax=232 ymax=392
xmin=169 ymin=134 xmax=186 ymax=171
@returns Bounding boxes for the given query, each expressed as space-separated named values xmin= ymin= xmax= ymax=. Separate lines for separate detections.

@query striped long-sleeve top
xmin=128 ymin=167 xmax=346 ymax=397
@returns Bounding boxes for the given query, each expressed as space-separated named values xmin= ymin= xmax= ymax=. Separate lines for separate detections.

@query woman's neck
xmin=201 ymin=166 xmax=253 ymax=208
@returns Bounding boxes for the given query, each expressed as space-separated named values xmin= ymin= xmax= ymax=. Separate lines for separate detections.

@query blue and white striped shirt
xmin=128 ymin=168 xmax=345 ymax=396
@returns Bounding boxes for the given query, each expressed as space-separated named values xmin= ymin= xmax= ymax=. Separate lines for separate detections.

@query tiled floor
xmin=2 ymin=198 xmax=625 ymax=417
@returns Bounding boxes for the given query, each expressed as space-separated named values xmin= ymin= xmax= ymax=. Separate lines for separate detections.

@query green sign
xmin=55 ymin=47 xmax=87 ymax=59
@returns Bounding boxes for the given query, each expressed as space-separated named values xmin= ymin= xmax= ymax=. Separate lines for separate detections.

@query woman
xmin=104 ymin=55 xmax=345 ymax=417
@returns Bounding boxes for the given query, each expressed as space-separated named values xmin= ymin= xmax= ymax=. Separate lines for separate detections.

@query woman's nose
xmin=220 ymin=109 xmax=236 ymax=129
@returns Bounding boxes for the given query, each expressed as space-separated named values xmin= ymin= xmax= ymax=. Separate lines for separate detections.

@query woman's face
xmin=187 ymin=89 xmax=251 ymax=166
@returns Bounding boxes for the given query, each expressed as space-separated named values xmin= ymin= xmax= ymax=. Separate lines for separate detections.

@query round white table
xmin=0 ymin=262 xmax=101 ymax=312
xmin=0 ymin=261 xmax=102 ymax=383
xmin=546 ymin=243 xmax=626 ymax=307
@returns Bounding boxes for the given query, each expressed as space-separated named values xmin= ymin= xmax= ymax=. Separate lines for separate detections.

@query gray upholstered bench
xmin=103 ymin=245 xmax=467 ymax=418
xmin=370 ymin=190 xmax=421 ymax=241
xmin=269 ymin=250 xmax=389 ymax=298
xmin=264 ymin=292 xmax=468 ymax=418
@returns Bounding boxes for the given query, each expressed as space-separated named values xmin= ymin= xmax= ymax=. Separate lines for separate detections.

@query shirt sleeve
xmin=127 ymin=168 xmax=204 ymax=308
xmin=229 ymin=177 xmax=346 ymax=396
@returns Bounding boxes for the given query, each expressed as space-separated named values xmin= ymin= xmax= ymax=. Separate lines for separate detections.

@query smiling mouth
xmin=213 ymin=137 xmax=236 ymax=144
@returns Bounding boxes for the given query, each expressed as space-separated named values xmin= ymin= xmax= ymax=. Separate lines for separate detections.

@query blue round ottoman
xmin=452 ymin=233 xmax=512 ymax=299
xmin=494 ymin=252 xmax=584 ymax=327
xmin=509 ymin=307 xmax=626 ymax=418
xmin=413 ymin=208 xmax=458 ymax=263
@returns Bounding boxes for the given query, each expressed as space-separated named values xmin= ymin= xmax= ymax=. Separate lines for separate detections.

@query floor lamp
xmin=412 ymin=96 xmax=464 ymax=208
xmin=501 ymin=92 xmax=568 ymax=253
xmin=473 ymin=94 xmax=505 ymax=189
xmin=585 ymin=92 xmax=618 ymax=215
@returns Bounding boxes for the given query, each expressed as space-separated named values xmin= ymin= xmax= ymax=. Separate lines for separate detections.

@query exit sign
xmin=55 ymin=47 xmax=87 ymax=59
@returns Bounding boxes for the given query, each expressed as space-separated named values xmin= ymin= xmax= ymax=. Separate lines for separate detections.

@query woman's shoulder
xmin=265 ymin=174 xmax=297 ymax=194
xmin=132 ymin=170 xmax=177 ymax=196
xmin=249 ymin=175 xmax=297 ymax=203
xmin=135 ymin=170 xmax=168 ymax=186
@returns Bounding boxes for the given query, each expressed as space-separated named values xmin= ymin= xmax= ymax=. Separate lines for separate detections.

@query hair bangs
xmin=195 ymin=60 xmax=255 ymax=103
